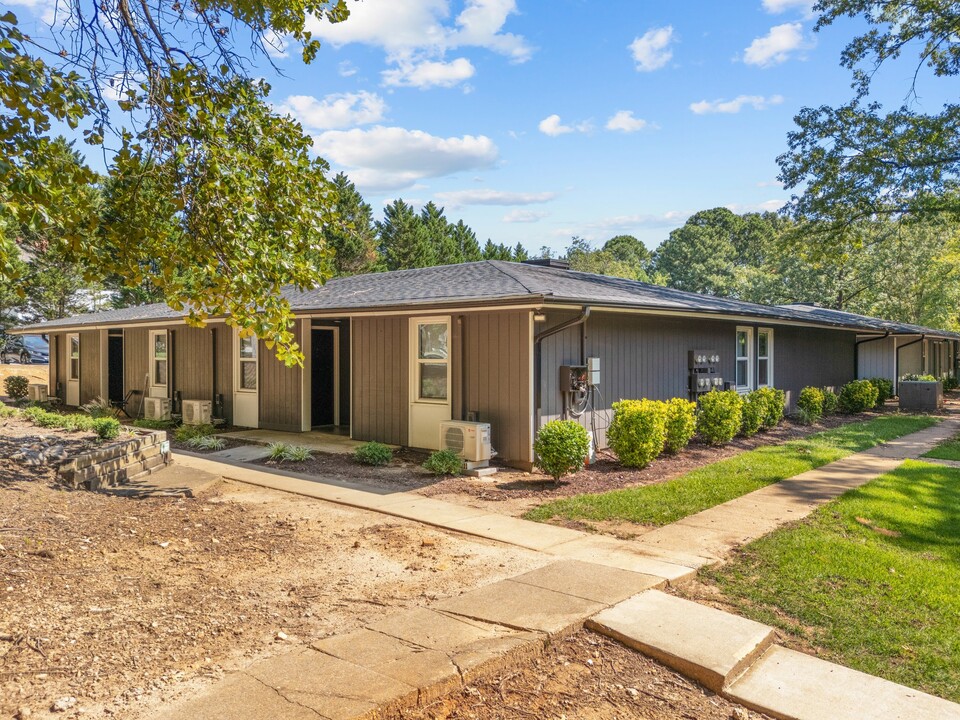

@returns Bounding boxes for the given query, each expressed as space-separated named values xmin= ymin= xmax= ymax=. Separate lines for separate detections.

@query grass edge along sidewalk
xmin=525 ymin=415 xmax=938 ymax=527
xmin=697 ymin=458 xmax=960 ymax=704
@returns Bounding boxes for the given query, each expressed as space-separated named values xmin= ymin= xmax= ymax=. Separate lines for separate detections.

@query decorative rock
xmin=15 ymin=707 xmax=32 ymax=719
xmin=50 ymin=697 xmax=77 ymax=713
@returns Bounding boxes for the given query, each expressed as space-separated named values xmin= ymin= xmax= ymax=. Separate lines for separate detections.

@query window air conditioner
xmin=439 ymin=421 xmax=492 ymax=463
xmin=182 ymin=399 xmax=212 ymax=426
xmin=144 ymin=397 xmax=171 ymax=421
xmin=27 ymin=384 xmax=48 ymax=403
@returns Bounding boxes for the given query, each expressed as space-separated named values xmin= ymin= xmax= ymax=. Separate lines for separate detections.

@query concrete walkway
xmin=153 ymin=416 xmax=960 ymax=720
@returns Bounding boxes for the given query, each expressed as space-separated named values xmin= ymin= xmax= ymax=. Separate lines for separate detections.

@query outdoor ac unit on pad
xmin=439 ymin=421 xmax=492 ymax=463
xmin=28 ymin=384 xmax=48 ymax=403
xmin=144 ymin=397 xmax=171 ymax=421
xmin=182 ymin=399 xmax=212 ymax=425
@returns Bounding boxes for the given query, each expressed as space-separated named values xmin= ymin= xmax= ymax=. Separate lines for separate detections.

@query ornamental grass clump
xmin=354 ymin=441 xmax=393 ymax=466
xmin=838 ymin=379 xmax=879 ymax=414
xmin=534 ymin=419 xmax=591 ymax=481
xmin=797 ymin=386 xmax=824 ymax=425
xmin=696 ymin=390 xmax=743 ymax=445
xmin=608 ymin=399 xmax=668 ymax=467
xmin=663 ymin=398 xmax=697 ymax=454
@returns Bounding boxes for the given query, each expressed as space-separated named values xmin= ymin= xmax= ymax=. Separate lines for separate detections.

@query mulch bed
xmin=249 ymin=447 xmax=439 ymax=489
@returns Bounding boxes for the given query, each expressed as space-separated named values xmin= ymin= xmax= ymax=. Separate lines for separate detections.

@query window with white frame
xmin=758 ymin=328 xmax=773 ymax=387
xmin=238 ymin=334 xmax=258 ymax=391
xmin=415 ymin=320 xmax=449 ymax=401
xmin=735 ymin=327 xmax=753 ymax=390
xmin=68 ymin=334 xmax=80 ymax=381
xmin=150 ymin=330 xmax=168 ymax=387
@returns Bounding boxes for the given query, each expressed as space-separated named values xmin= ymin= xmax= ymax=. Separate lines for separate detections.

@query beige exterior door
xmin=65 ymin=333 xmax=80 ymax=406
xmin=408 ymin=316 xmax=451 ymax=450
xmin=233 ymin=329 xmax=259 ymax=427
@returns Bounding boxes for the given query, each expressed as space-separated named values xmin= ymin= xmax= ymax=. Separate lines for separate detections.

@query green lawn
xmin=699 ymin=460 xmax=960 ymax=702
xmin=525 ymin=415 xmax=938 ymax=527
xmin=923 ymin=434 xmax=960 ymax=461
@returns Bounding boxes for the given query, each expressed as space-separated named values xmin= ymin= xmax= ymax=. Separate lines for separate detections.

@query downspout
xmin=533 ymin=306 xmax=591 ymax=432
xmin=895 ymin=334 xmax=924 ymax=395
xmin=854 ymin=331 xmax=889 ymax=380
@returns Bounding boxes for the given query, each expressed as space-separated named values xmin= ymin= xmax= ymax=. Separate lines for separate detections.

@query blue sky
xmin=12 ymin=0 xmax=955 ymax=253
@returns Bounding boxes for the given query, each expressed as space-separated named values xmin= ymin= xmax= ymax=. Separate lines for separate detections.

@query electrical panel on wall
xmin=689 ymin=350 xmax=723 ymax=398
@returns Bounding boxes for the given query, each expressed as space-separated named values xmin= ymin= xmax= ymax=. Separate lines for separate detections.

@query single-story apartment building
xmin=13 ymin=259 xmax=960 ymax=469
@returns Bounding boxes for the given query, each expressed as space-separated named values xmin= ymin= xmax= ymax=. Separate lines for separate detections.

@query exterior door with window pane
xmin=66 ymin=333 xmax=80 ymax=406
xmin=234 ymin=330 xmax=259 ymax=427
xmin=149 ymin=330 xmax=169 ymax=398
xmin=408 ymin=317 xmax=451 ymax=450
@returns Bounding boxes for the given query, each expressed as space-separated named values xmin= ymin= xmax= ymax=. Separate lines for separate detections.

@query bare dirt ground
xmin=405 ymin=631 xmax=771 ymax=720
xmin=0 ymin=364 xmax=48 ymax=394
xmin=0 ymin=417 xmax=550 ymax=720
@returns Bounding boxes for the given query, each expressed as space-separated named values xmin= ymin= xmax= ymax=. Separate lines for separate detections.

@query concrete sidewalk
xmin=154 ymin=415 xmax=960 ymax=720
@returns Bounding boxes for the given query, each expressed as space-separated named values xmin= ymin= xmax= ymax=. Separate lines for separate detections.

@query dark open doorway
xmin=108 ymin=333 xmax=124 ymax=403
xmin=311 ymin=328 xmax=337 ymax=427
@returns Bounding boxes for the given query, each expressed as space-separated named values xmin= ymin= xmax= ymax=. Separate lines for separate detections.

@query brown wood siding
xmin=79 ymin=330 xmax=101 ymax=404
xmin=258 ymin=323 xmax=303 ymax=432
xmin=172 ymin=326 xmax=213 ymax=402
xmin=213 ymin=325 xmax=233 ymax=424
xmin=351 ymin=316 xmax=408 ymax=446
xmin=50 ymin=332 xmax=66 ymax=402
xmin=461 ymin=310 xmax=532 ymax=467
xmin=123 ymin=328 xmax=150 ymax=415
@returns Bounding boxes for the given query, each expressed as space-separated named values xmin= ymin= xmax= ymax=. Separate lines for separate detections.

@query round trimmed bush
xmin=866 ymin=377 xmax=893 ymax=408
xmin=423 ymin=449 xmax=463 ymax=476
xmin=821 ymin=388 xmax=839 ymax=416
xmin=3 ymin=375 xmax=29 ymax=401
xmin=838 ymin=379 xmax=879 ymax=414
xmin=664 ymin=398 xmax=697 ymax=454
xmin=608 ymin=399 xmax=668 ymax=467
xmin=92 ymin=417 xmax=121 ymax=440
xmin=740 ymin=390 xmax=766 ymax=437
xmin=534 ymin=419 xmax=591 ymax=480
xmin=755 ymin=387 xmax=786 ymax=428
xmin=697 ymin=390 xmax=743 ymax=445
xmin=796 ymin=386 xmax=824 ymax=425
xmin=353 ymin=441 xmax=392 ymax=466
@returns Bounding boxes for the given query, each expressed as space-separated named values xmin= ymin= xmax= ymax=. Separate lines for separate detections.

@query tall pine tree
xmin=420 ymin=202 xmax=462 ymax=265
xmin=326 ymin=173 xmax=381 ymax=276
xmin=452 ymin=220 xmax=482 ymax=262
xmin=378 ymin=200 xmax=435 ymax=271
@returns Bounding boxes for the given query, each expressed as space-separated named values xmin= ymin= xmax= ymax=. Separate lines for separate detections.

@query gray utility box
xmin=898 ymin=381 xmax=943 ymax=412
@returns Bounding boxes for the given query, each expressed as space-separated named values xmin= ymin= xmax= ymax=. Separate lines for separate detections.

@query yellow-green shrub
xmin=740 ymin=391 xmax=765 ymax=437
xmin=664 ymin=398 xmax=696 ymax=454
xmin=534 ymin=420 xmax=591 ymax=480
xmin=697 ymin=390 xmax=743 ymax=445
xmin=608 ymin=399 xmax=667 ymax=468
xmin=797 ymin=386 xmax=824 ymax=425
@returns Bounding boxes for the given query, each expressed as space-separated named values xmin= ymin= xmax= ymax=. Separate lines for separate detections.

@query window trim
xmin=149 ymin=329 xmax=168 ymax=390
xmin=235 ymin=332 xmax=259 ymax=394
xmin=757 ymin=327 xmax=774 ymax=388
xmin=67 ymin=333 xmax=80 ymax=382
xmin=412 ymin=316 xmax=450 ymax=405
xmin=735 ymin=326 xmax=754 ymax=392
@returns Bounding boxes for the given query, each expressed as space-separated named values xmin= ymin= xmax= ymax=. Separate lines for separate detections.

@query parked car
xmin=0 ymin=333 xmax=50 ymax=364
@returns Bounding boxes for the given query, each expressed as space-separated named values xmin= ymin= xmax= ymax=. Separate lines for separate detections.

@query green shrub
xmin=423 ymin=449 xmax=463 ymax=476
xmin=187 ymin=435 xmax=226 ymax=451
xmin=534 ymin=419 xmax=591 ymax=481
xmin=838 ymin=379 xmax=879 ymax=414
xmin=866 ymin=377 xmax=893 ymax=408
xmin=20 ymin=405 xmax=45 ymax=423
xmin=285 ymin=445 xmax=312 ymax=462
xmin=81 ymin=396 xmax=118 ymax=418
xmin=0 ymin=405 xmax=16 ymax=418
xmin=3 ymin=375 xmax=29 ymax=400
xmin=174 ymin=423 xmax=216 ymax=442
xmin=663 ymin=398 xmax=697 ymax=454
xmin=92 ymin=417 xmax=121 ymax=440
xmin=132 ymin=417 xmax=175 ymax=430
xmin=36 ymin=410 xmax=61 ymax=428
xmin=696 ymin=390 xmax=743 ymax=445
xmin=354 ymin=441 xmax=393 ymax=466
xmin=821 ymin=388 xmax=839 ymax=416
xmin=266 ymin=441 xmax=312 ymax=462
xmin=796 ymin=386 xmax=824 ymax=425
xmin=754 ymin=387 xmax=786 ymax=429
xmin=901 ymin=373 xmax=936 ymax=382
xmin=944 ymin=376 xmax=959 ymax=392
xmin=740 ymin=390 xmax=766 ymax=437
xmin=608 ymin=399 xmax=667 ymax=467
xmin=61 ymin=414 xmax=94 ymax=432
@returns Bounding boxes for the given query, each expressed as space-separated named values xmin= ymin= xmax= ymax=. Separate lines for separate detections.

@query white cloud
xmin=538 ymin=114 xmax=592 ymax=137
xmin=6 ymin=0 xmax=58 ymax=23
xmin=262 ymin=29 xmax=289 ymax=59
xmin=743 ymin=22 xmax=808 ymax=67
xmin=689 ymin=94 xmax=784 ymax=114
xmin=435 ymin=189 xmax=557 ymax=207
xmin=605 ymin=110 xmax=650 ymax=133
xmin=725 ymin=199 xmax=786 ymax=213
xmin=761 ymin=0 xmax=815 ymax=16
xmin=312 ymin=126 xmax=499 ymax=192
xmin=629 ymin=26 xmax=675 ymax=72
xmin=338 ymin=61 xmax=358 ymax=77
xmin=278 ymin=91 xmax=387 ymax=130
xmin=756 ymin=179 xmax=785 ymax=188
xmin=503 ymin=209 xmax=548 ymax=223
xmin=382 ymin=57 xmax=475 ymax=89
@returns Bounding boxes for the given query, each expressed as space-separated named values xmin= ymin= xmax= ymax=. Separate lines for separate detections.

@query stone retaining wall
xmin=58 ymin=430 xmax=171 ymax=490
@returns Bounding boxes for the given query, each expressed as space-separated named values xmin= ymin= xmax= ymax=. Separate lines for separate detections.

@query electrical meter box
xmin=688 ymin=349 xmax=722 ymax=398
xmin=560 ymin=365 xmax=588 ymax=393
xmin=587 ymin=357 xmax=600 ymax=387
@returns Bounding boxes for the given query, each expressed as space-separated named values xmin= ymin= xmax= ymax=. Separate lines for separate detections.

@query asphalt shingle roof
xmin=12 ymin=261 xmax=960 ymax=339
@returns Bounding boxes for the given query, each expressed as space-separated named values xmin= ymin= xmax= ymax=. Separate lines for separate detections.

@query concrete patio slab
xmin=443 ymin=513 xmax=585 ymax=551
xmin=727 ymin=645 xmax=960 ymax=720
xmin=587 ymin=590 xmax=775 ymax=694
xmin=545 ymin=535 xmax=702 ymax=580
xmin=509 ymin=559 xmax=663 ymax=604
xmin=207 ymin=445 xmax=271 ymax=462
xmin=101 ymin=460 xmax=222 ymax=498
xmin=434 ymin=578 xmax=604 ymax=637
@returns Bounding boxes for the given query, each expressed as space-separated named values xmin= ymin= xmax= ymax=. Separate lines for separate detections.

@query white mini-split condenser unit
xmin=144 ymin=397 xmax=171 ymax=421
xmin=27 ymin=384 xmax=48 ymax=403
xmin=439 ymin=421 xmax=492 ymax=463
xmin=182 ymin=399 xmax=212 ymax=426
